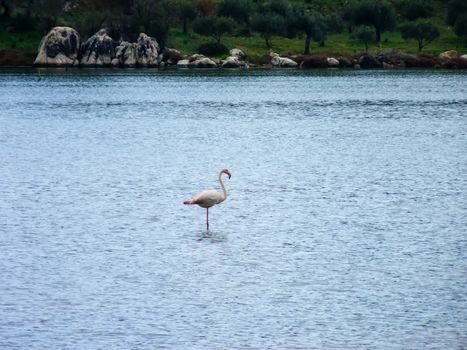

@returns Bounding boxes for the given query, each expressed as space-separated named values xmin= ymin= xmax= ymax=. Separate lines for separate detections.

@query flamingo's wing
xmin=193 ymin=189 xmax=223 ymax=208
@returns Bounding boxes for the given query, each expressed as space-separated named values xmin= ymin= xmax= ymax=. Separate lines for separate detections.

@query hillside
xmin=0 ymin=0 xmax=466 ymax=65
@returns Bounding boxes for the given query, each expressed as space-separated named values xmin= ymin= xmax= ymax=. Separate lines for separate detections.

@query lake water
xmin=0 ymin=68 xmax=466 ymax=349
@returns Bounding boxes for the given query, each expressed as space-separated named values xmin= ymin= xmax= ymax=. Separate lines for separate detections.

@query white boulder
xmin=34 ymin=27 xmax=80 ymax=66
xmin=327 ymin=57 xmax=340 ymax=67
xmin=270 ymin=52 xmax=297 ymax=68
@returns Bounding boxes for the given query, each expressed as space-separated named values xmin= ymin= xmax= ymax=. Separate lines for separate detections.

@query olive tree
xmin=251 ymin=13 xmax=285 ymax=49
xmin=176 ymin=0 xmax=197 ymax=34
xmin=192 ymin=16 xmax=235 ymax=44
xmin=398 ymin=0 xmax=434 ymax=21
xmin=447 ymin=0 xmax=467 ymax=44
xmin=400 ymin=20 xmax=440 ymax=52
xmin=353 ymin=25 xmax=375 ymax=52
xmin=350 ymin=1 xmax=396 ymax=44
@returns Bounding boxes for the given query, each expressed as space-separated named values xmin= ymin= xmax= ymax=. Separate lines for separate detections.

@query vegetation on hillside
xmin=0 ymin=0 xmax=466 ymax=59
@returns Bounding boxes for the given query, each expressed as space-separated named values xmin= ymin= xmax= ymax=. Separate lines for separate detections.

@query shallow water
xmin=0 ymin=68 xmax=466 ymax=349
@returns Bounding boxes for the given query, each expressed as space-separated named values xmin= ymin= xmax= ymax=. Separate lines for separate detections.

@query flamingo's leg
xmin=206 ymin=208 xmax=209 ymax=231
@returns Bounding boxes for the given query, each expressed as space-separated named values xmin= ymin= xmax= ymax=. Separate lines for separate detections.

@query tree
xmin=192 ymin=16 xmax=235 ymax=44
xmin=251 ymin=13 xmax=285 ymax=49
xmin=0 ymin=0 xmax=10 ymax=18
xmin=313 ymin=14 xmax=328 ymax=47
xmin=453 ymin=13 xmax=467 ymax=45
xmin=218 ymin=0 xmax=252 ymax=34
xmin=350 ymin=1 xmax=396 ymax=44
xmin=32 ymin=0 xmax=66 ymax=33
xmin=131 ymin=0 xmax=170 ymax=46
xmin=342 ymin=4 xmax=356 ymax=33
xmin=398 ymin=0 xmax=434 ymax=21
xmin=268 ymin=0 xmax=290 ymax=17
xmin=176 ymin=0 xmax=197 ymax=34
xmin=400 ymin=20 xmax=440 ymax=52
xmin=288 ymin=11 xmax=315 ymax=54
xmin=447 ymin=0 xmax=467 ymax=44
xmin=447 ymin=0 xmax=467 ymax=27
xmin=353 ymin=25 xmax=374 ymax=52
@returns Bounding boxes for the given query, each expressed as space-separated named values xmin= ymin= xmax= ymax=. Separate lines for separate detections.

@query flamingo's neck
xmin=218 ymin=172 xmax=228 ymax=202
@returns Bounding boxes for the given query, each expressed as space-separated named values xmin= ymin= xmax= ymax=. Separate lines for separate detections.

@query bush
xmin=198 ymin=42 xmax=228 ymax=56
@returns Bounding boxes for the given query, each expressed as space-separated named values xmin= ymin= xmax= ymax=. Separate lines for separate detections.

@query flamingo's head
xmin=222 ymin=168 xmax=232 ymax=179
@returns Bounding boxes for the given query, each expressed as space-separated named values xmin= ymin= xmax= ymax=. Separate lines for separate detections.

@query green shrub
xmin=198 ymin=42 xmax=228 ymax=56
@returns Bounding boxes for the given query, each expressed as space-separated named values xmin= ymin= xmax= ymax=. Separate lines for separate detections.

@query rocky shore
xmin=3 ymin=26 xmax=467 ymax=69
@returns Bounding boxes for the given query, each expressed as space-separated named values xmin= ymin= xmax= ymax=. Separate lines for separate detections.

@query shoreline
xmin=2 ymin=48 xmax=467 ymax=70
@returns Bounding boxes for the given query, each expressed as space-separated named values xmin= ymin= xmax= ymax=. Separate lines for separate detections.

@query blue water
xmin=0 ymin=68 xmax=466 ymax=349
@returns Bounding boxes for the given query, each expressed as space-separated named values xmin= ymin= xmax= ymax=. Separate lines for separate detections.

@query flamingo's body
xmin=183 ymin=168 xmax=231 ymax=230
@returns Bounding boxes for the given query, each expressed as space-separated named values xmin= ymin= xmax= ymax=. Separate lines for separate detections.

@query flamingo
xmin=183 ymin=168 xmax=232 ymax=231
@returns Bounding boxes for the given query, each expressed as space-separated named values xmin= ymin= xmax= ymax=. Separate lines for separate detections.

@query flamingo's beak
xmin=227 ymin=170 xmax=232 ymax=179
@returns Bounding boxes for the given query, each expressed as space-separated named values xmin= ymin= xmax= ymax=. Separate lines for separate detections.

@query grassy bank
xmin=167 ymin=22 xmax=465 ymax=62
xmin=0 ymin=7 xmax=466 ymax=65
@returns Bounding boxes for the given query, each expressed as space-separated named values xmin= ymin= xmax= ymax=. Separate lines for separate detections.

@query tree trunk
xmin=304 ymin=35 xmax=311 ymax=54
xmin=265 ymin=36 xmax=271 ymax=49
xmin=183 ymin=19 xmax=187 ymax=34
xmin=418 ymin=39 xmax=423 ymax=52
xmin=375 ymin=27 xmax=381 ymax=45
xmin=0 ymin=0 xmax=10 ymax=17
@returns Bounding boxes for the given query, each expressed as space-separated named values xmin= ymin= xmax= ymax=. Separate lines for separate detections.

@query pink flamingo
xmin=183 ymin=168 xmax=232 ymax=231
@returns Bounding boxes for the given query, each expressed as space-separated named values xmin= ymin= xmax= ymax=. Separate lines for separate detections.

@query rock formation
xmin=161 ymin=48 xmax=182 ymax=66
xmin=222 ymin=56 xmax=241 ymax=68
xmin=439 ymin=50 xmax=458 ymax=61
xmin=337 ymin=56 xmax=353 ymax=68
xmin=80 ymin=29 xmax=116 ymax=67
xmin=327 ymin=57 xmax=340 ymax=67
xmin=358 ymin=54 xmax=381 ymax=69
xmin=270 ymin=52 xmax=298 ymax=68
xmin=112 ymin=41 xmax=137 ymax=67
xmin=33 ymin=27 xmax=80 ymax=66
xmin=188 ymin=54 xmax=217 ymax=68
xmin=176 ymin=59 xmax=190 ymax=68
xmin=135 ymin=33 xmax=159 ymax=66
xmin=230 ymin=48 xmax=247 ymax=60
xmin=221 ymin=48 xmax=247 ymax=68
xmin=299 ymin=55 xmax=328 ymax=69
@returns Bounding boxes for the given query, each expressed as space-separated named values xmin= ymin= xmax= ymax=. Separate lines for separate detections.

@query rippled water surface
xmin=1 ymin=68 xmax=466 ymax=349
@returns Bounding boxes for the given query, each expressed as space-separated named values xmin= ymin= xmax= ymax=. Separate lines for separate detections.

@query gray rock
xmin=176 ymin=59 xmax=190 ymax=68
xmin=270 ymin=52 xmax=297 ymax=68
xmin=358 ymin=54 xmax=381 ymax=69
xmin=188 ymin=54 xmax=217 ymax=68
xmin=135 ymin=33 xmax=159 ymax=67
xmin=222 ymin=56 xmax=240 ymax=68
xmin=80 ymin=29 xmax=116 ymax=67
xmin=439 ymin=50 xmax=458 ymax=61
xmin=230 ymin=48 xmax=246 ymax=60
xmin=337 ymin=56 xmax=352 ymax=68
xmin=161 ymin=48 xmax=182 ymax=65
xmin=461 ymin=54 xmax=467 ymax=62
xmin=34 ymin=26 xmax=80 ymax=66
xmin=112 ymin=41 xmax=137 ymax=67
